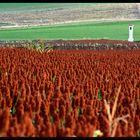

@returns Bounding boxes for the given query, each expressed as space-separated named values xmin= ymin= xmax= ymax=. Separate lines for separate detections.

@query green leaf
xmin=10 ymin=107 xmax=16 ymax=115
xmin=60 ymin=119 xmax=66 ymax=128
xmin=98 ymin=89 xmax=102 ymax=100
xmin=78 ymin=107 xmax=82 ymax=117
xmin=10 ymin=91 xmax=21 ymax=115
xmin=50 ymin=116 xmax=54 ymax=124
xmin=69 ymin=95 xmax=73 ymax=105
xmin=32 ymin=119 xmax=36 ymax=126
xmin=93 ymin=130 xmax=103 ymax=137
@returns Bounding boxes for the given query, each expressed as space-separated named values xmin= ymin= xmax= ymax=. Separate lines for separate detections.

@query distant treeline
xmin=0 ymin=39 xmax=140 ymax=50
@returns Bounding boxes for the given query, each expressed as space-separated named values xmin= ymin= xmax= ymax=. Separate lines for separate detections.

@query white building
xmin=128 ymin=25 xmax=134 ymax=42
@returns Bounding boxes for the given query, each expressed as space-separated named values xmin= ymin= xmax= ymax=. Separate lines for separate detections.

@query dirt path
xmin=0 ymin=18 xmax=140 ymax=30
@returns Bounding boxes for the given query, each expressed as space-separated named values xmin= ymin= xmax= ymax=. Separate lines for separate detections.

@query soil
xmin=0 ymin=3 xmax=140 ymax=29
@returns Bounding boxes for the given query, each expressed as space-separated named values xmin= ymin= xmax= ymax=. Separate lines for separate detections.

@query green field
xmin=0 ymin=20 xmax=140 ymax=41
